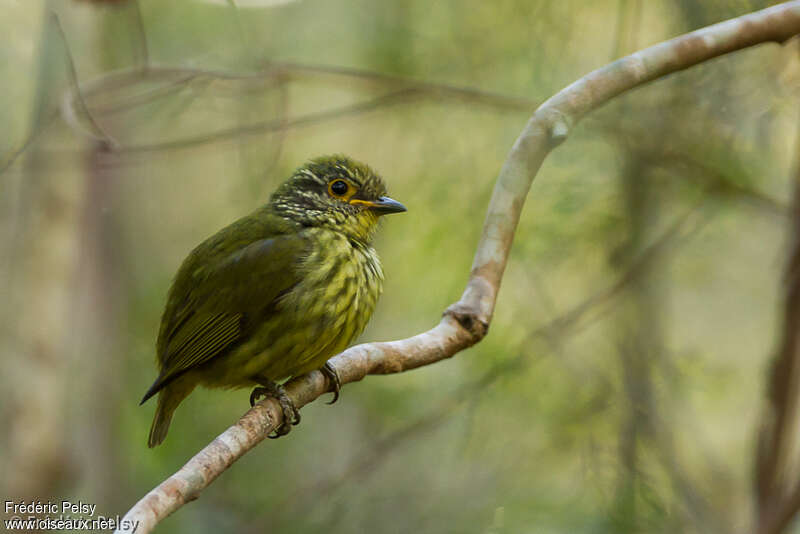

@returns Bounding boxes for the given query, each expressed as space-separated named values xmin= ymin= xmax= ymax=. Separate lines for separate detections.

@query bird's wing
xmin=143 ymin=234 xmax=306 ymax=401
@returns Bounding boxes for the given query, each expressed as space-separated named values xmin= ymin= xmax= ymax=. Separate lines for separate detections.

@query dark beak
xmin=363 ymin=196 xmax=407 ymax=215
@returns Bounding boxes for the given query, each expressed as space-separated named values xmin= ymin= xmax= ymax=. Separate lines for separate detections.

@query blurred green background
xmin=2 ymin=0 xmax=799 ymax=532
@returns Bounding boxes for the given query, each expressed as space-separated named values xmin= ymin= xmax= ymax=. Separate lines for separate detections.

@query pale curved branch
xmin=116 ymin=3 xmax=800 ymax=533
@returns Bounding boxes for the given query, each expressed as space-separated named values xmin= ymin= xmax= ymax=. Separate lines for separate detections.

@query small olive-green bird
xmin=140 ymin=155 xmax=406 ymax=447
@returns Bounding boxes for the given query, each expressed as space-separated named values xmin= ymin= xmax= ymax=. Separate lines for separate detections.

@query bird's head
xmin=270 ymin=155 xmax=406 ymax=243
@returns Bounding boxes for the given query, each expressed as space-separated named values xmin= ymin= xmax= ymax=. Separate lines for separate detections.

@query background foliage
xmin=2 ymin=1 xmax=798 ymax=532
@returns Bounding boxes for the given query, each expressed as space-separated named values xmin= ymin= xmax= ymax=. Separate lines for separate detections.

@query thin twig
xmin=132 ymin=0 xmax=149 ymax=67
xmin=114 ymin=88 xmax=418 ymax=153
xmin=268 ymin=60 xmax=535 ymax=111
xmin=52 ymin=12 xmax=119 ymax=147
xmin=59 ymin=61 xmax=534 ymax=148
xmin=0 ymin=111 xmax=59 ymax=176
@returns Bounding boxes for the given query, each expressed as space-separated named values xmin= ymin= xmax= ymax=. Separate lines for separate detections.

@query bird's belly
xmin=202 ymin=241 xmax=382 ymax=388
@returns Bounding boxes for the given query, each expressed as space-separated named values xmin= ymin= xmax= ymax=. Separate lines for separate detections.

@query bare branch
xmin=114 ymin=88 xmax=418 ymax=153
xmin=0 ymin=111 xmax=59 ymax=176
xmin=131 ymin=0 xmax=149 ymax=67
xmin=56 ymin=62 xmax=534 ymax=154
xmin=266 ymin=60 xmax=535 ymax=111
xmin=755 ymin=96 xmax=800 ymax=534
xmin=3 ymin=57 xmax=535 ymax=171
xmin=116 ymin=3 xmax=800 ymax=533
xmin=71 ymin=61 xmax=535 ymax=117
xmin=51 ymin=12 xmax=119 ymax=147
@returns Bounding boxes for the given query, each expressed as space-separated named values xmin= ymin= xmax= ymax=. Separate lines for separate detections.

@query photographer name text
xmin=6 ymin=500 xmax=96 ymax=516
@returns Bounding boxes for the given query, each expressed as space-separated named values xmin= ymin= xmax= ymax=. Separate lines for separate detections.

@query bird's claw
xmin=321 ymin=362 xmax=341 ymax=405
xmin=249 ymin=387 xmax=265 ymax=407
xmin=249 ymin=381 xmax=300 ymax=438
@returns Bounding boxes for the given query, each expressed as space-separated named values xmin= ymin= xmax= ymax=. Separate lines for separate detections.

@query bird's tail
xmin=147 ymin=380 xmax=194 ymax=448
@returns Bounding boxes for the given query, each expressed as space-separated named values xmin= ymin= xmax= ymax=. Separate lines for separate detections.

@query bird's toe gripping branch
xmin=320 ymin=361 xmax=341 ymax=405
xmin=249 ymin=379 xmax=301 ymax=437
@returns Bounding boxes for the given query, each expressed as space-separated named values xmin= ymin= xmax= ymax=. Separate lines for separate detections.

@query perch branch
xmin=116 ymin=3 xmax=800 ymax=532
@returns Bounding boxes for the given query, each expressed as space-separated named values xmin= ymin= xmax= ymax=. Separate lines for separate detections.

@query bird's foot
xmin=249 ymin=380 xmax=300 ymax=438
xmin=321 ymin=361 xmax=341 ymax=405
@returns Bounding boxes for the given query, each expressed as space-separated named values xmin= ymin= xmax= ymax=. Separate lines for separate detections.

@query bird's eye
xmin=329 ymin=179 xmax=350 ymax=197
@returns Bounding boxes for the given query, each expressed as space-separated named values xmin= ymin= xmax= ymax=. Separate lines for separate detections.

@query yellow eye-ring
xmin=328 ymin=179 xmax=355 ymax=199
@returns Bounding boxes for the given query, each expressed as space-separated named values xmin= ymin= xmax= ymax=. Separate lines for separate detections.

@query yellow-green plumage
xmin=141 ymin=155 xmax=405 ymax=447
